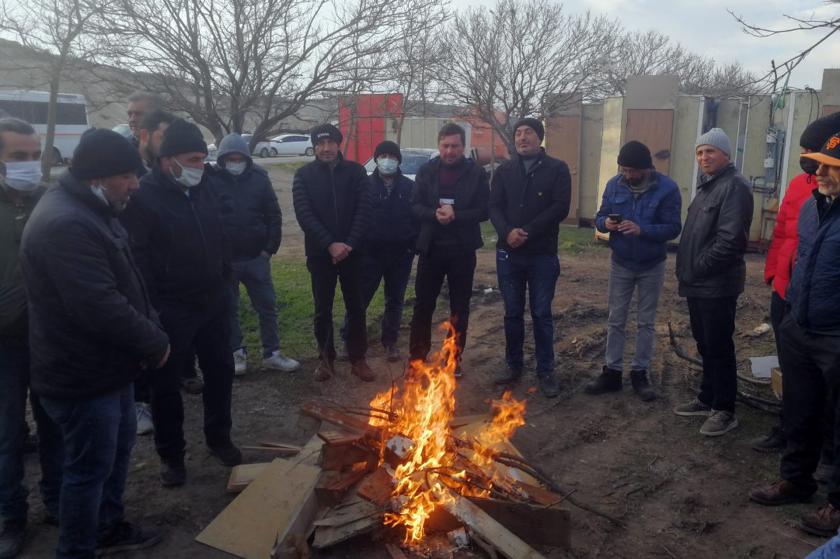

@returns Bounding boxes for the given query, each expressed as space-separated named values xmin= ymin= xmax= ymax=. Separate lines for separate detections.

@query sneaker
xmin=95 ymin=521 xmax=162 ymax=556
xmin=159 ymin=460 xmax=186 ymax=488
xmin=180 ymin=374 xmax=204 ymax=395
xmin=233 ymin=348 xmax=247 ymax=376
xmin=673 ymin=398 xmax=712 ymax=417
xmin=262 ymin=351 xmax=300 ymax=372
xmin=135 ymin=402 xmax=154 ymax=436
xmin=385 ymin=345 xmax=401 ymax=363
xmin=208 ymin=442 xmax=242 ymax=467
xmin=350 ymin=360 xmax=377 ymax=382
xmin=749 ymin=479 xmax=814 ymax=506
xmin=584 ymin=366 xmax=622 ymax=395
xmin=800 ymin=503 xmax=840 ymax=537
xmin=314 ymin=359 xmax=334 ymax=381
xmin=630 ymin=370 xmax=657 ymax=402
xmin=699 ymin=410 xmax=739 ymax=437
xmin=494 ymin=366 xmax=523 ymax=386
xmin=750 ymin=426 xmax=785 ymax=453
xmin=0 ymin=520 xmax=25 ymax=559
xmin=538 ymin=372 xmax=561 ymax=398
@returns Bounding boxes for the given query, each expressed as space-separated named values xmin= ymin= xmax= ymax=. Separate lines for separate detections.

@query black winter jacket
xmin=676 ymin=164 xmax=754 ymax=298
xmin=412 ymin=157 xmax=489 ymax=255
xmin=292 ymin=154 xmax=371 ymax=257
xmin=207 ymin=163 xmax=282 ymax=261
xmin=20 ymin=173 xmax=169 ymax=400
xmin=120 ymin=165 xmax=230 ymax=309
xmin=363 ymin=170 xmax=418 ymax=250
xmin=489 ymin=150 xmax=571 ymax=255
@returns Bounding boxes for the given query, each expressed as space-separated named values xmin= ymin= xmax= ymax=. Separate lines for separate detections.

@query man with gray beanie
xmin=21 ymin=128 xmax=169 ymax=557
xmin=674 ymin=127 xmax=753 ymax=436
xmin=208 ymin=133 xmax=299 ymax=376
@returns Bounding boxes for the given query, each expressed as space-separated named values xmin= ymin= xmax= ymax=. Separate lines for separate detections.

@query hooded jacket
xmin=676 ymin=163 xmax=754 ymax=298
xmin=20 ymin=172 xmax=169 ymax=400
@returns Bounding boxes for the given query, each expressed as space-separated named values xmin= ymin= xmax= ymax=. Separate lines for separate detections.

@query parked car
xmin=362 ymin=148 xmax=439 ymax=181
xmin=241 ymin=134 xmax=282 ymax=158
xmin=270 ymin=134 xmax=314 ymax=156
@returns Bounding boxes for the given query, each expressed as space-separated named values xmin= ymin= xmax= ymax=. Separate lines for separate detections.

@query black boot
xmin=538 ymin=372 xmax=561 ymax=398
xmin=160 ymin=459 xmax=186 ymax=488
xmin=584 ymin=367 xmax=622 ymax=395
xmin=630 ymin=370 xmax=657 ymax=401
xmin=751 ymin=425 xmax=785 ymax=453
xmin=494 ymin=366 xmax=523 ymax=386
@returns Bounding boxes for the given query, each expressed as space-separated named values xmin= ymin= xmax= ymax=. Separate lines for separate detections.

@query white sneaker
xmin=233 ymin=348 xmax=248 ymax=376
xmin=136 ymin=402 xmax=154 ymax=436
xmin=262 ymin=351 xmax=300 ymax=372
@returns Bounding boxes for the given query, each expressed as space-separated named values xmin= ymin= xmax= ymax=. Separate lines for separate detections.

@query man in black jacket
xmin=674 ymin=128 xmax=753 ymax=437
xmin=209 ymin=133 xmax=299 ymax=375
xmin=121 ymin=119 xmax=241 ymax=488
xmin=292 ymin=124 xmax=375 ymax=382
xmin=409 ymin=123 xmax=489 ymax=377
xmin=489 ymin=118 xmax=570 ymax=397
xmin=20 ymin=129 xmax=169 ymax=557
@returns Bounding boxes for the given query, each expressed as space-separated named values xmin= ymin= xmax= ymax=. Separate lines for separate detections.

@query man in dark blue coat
xmin=586 ymin=141 xmax=682 ymax=401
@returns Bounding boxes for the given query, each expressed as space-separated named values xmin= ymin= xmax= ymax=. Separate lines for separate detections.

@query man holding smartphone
xmin=587 ymin=141 xmax=682 ymax=401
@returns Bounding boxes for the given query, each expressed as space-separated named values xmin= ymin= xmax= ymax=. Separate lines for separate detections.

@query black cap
xmin=159 ymin=119 xmax=207 ymax=157
xmin=617 ymin=140 xmax=653 ymax=170
xmin=513 ymin=118 xmax=544 ymax=141
xmin=800 ymin=112 xmax=840 ymax=152
xmin=70 ymin=128 xmax=143 ymax=180
xmin=373 ymin=140 xmax=401 ymax=163
xmin=310 ymin=123 xmax=343 ymax=146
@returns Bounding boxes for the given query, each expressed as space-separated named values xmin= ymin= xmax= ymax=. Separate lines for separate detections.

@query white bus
xmin=0 ymin=90 xmax=90 ymax=164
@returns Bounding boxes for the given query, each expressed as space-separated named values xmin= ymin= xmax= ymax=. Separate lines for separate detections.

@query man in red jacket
xmin=753 ymin=112 xmax=840 ymax=453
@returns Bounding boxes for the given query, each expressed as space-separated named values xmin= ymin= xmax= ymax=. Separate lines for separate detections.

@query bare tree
xmin=444 ymin=0 xmax=620 ymax=155
xmin=0 ymin=0 xmax=101 ymax=179
xmin=97 ymin=0 xmax=407 ymax=147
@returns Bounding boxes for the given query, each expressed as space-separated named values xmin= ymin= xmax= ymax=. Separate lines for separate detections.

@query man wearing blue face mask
xmin=208 ymin=133 xmax=299 ymax=376
xmin=120 ymin=119 xmax=241 ymax=488
xmin=0 ymin=117 xmax=63 ymax=558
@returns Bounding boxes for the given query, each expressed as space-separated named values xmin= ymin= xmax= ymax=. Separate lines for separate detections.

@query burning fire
xmin=368 ymin=322 xmax=527 ymax=544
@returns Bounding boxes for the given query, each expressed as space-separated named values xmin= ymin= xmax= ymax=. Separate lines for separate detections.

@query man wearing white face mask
xmin=120 ymin=119 xmax=241 ymax=488
xmin=208 ymin=133 xmax=299 ymax=375
xmin=0 ymin=117 xmax=63 ymax=558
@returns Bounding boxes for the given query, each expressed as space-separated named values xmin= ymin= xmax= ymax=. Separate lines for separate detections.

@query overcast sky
xmin=473 ymin=0 xmax=839 ymax=90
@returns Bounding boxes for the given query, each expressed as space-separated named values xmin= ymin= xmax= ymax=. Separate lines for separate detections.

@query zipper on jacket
xmin=188 ymin=192 xmax=210 ymax=279
xmin=330 ymin=166 xmax=340 ymax=234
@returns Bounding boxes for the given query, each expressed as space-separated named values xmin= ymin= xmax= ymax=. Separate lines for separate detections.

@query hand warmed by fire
xmin=368 ymin=322 xmax=528 ymax=544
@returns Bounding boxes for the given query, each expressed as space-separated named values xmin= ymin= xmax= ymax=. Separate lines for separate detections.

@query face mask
xmin=800 ymin=156 xmax=819 ymax=176
xmin=225 ymin=161 xmax=247 ymax=176
xmin=172 ymin=159 xmax=204 ymax=188
xmin=376 ymin=157 xmax=399 ymax=176
xmin=5 ymin=161 xmax=42 ymax=191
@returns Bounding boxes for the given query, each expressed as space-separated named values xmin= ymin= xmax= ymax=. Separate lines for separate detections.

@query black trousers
xmin=151 ymin=289 xmax=234 ymax=463
xmin=778 ymin=314 xmax=840 ymax=505
xmin=409 ymin=248 xmax=476 ymax=362
xmin=687 ymin=296 xmax=738 ymax=413
xmin=307 ymin=252 xmax=367 ymax=362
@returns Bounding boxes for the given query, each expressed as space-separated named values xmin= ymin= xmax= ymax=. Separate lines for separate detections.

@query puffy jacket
xmin=0 ymin=185 xmax=43 ymax=340
xmin=489 ymin=150 xmax=572 ymax=255
xmin=20 ymin=173 xmax=169 ymax=400
xmin=120 ymin=165 xmax=230 ymax=309
xmin=363 ymin=170 xmax=417 ymax=250
xmin=676 ymin=163 xmax=754 ymax=298
xmin=595 ymin=171 xmax=682 ymax=271
xmin=207 ymin=163 xmax=282 ymax=261
xmin=764 ymin=173 xmax=815 ymax=300
xmin=787 ymin=192 xmax=840 ymax=336
xmin=412 ymin=157 xmax=489 ymax=255
xmin=292 ymin=154 xmax=371 ymax=257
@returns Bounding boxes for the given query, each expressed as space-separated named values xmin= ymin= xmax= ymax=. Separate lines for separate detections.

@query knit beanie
xmin=70 ymin=128 xmax=143 ymax=180
xmin=373 ymin=140 xmax=401 ymax=163
xmin=513 ymin=117 xmax=544 ymax=141
xmin=695 ymin=127 xmax=732 ymax=157
xmin=617 ymin=140 xmax=653 ymax=169
xmin=216 ymin=133 xmax=251 ymax=163
xmin=159 ymin=119 xmax=207 ymax=157
xmin=310 ymin=123 xmax=343 ymax=146
xmin=800 ymin=112 xmax=840 ymax=151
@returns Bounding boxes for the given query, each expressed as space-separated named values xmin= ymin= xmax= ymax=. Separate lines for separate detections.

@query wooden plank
xmin=315 ymin=468 xmax=370 ymax=504
xmin=471 ymin=497 xmax=571 ymax=549
xmin=312 ymin=498 xmax=380 ymax=528
xmin=356 ymin=467 xmax=394 ymax=507
xmin=294 ymin=434 xmax=325 ymax=467
xmin=311 ymin=514 xmax=381 ymax=549
xmin=318 ymin=428 xmax=365 ymax=446
xmin=300 ymin=401 xmax=376 ymax=435
xmin=385 ymin=543 xmax=408 ymax=559
xmin=241 ymin=446 xmax=301 ymax=456
xmin=513 ymin=481 xmax=566 ymax=507
xmin=321 ymin=443 xmax=376 ymax=471
xmin=442 ymin=492 xmax=546 ymax=559
xmin=196 ymin=458 xmax=321 ymax=558
xmin=226 ymin=462 xmax=270 ymax=494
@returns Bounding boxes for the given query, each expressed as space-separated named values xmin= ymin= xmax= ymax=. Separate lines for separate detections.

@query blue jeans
xmin=229 ymin=255 xmax=279 ymax=357
xmin=0 ymin=339 xmax=63 ymax=525
xmin=604 ymin=259 xmax=666 ymax=371
xmin=341 ymin=246 xmax=415 ymax=347
xmin=496 ymin=251 xmax=560 ymax=375
xmin=41 ymin=385 xmax=136 ymax=559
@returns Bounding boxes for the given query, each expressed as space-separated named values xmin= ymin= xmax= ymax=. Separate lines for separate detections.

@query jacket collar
xmin=58 ymin=171 xmax=115 ymax=218
xmin=315 ymin=151 xmax=346 ymax=169
xmin=511 ymin=148 xmax=546 ymax=170
xmin=617 ymin=169 xmax=660 ymax=192
xmin=699 ymin=163 xmax=735 ymax=188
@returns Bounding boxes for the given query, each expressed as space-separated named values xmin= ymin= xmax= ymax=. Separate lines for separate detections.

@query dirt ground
xmin=20 ymin=166 xmax=824 ymax=558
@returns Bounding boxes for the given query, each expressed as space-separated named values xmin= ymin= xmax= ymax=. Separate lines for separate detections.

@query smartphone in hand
xmin=608 ymin=213 xmax=623 ymax=223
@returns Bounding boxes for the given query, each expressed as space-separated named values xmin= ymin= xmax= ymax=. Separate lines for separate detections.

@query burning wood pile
xmin=197 ymin=325 xmax=580 ymax=558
